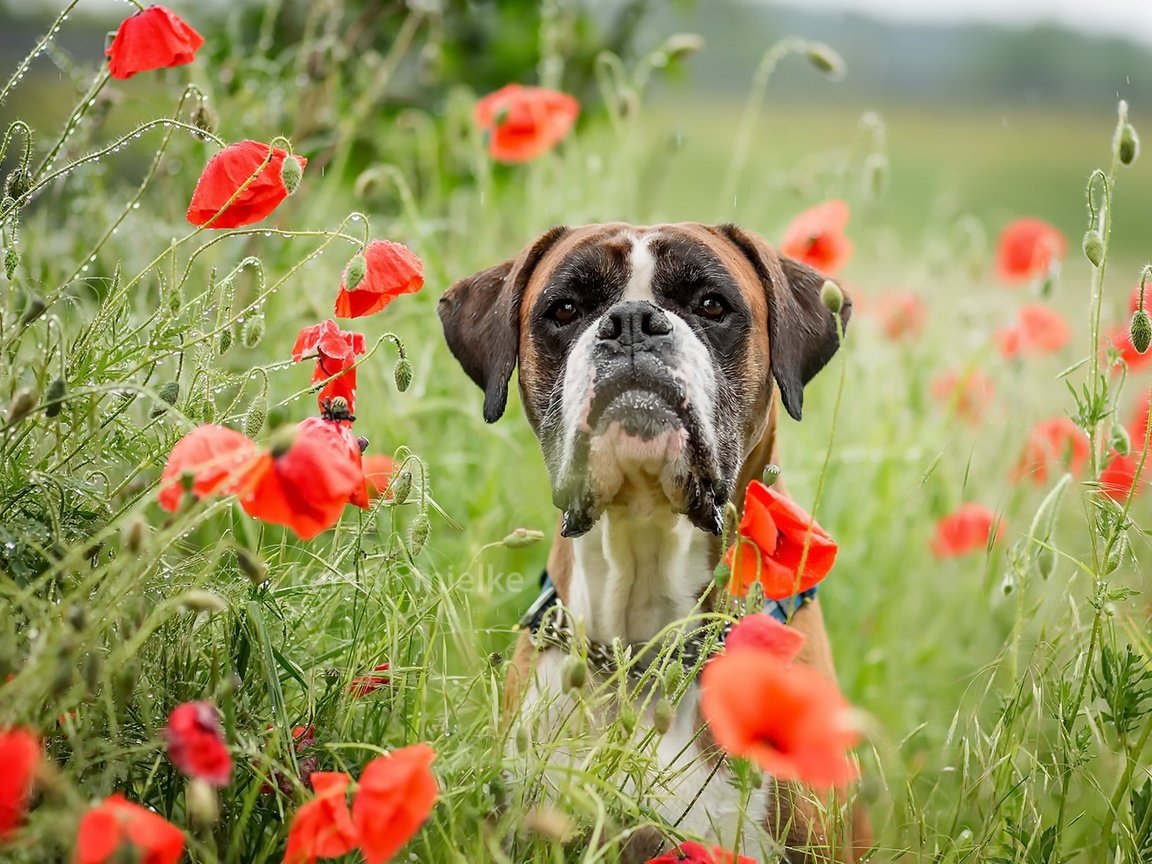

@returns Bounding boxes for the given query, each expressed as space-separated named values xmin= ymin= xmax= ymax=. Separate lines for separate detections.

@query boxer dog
xmin=439 ymin=223 xmax=861 ymax=862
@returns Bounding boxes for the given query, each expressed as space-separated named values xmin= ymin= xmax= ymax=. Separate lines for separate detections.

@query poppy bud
xmin=44 ymin=378 xmax=65 ymax=418
xmin=1110 ymin=424 xmax=1131 ymax=457
xmin=394 ymin=356 xmax=413 ymax=392
xmin=1117 ymin=123 xmax=1139 ymax=166
xmin=805 ymin=42 xmax=846 ymax=81
xmin=193 ymin=103 xmax=217 ymax=135
xmin=762 ymin=464 xmax=782 ymax=487
xmin=343 ymin=252 xmax=367 ymax=292
xmin=653 ymin=697 xmax=674 ymax=735
xmin=618 ymin=703 xmax=637 ymax=734
xmin=561 ymin=655 xmax=587 ymax=691
xmin=269 ymin=425 xmax=297 ymax=458
xmin=1104 ymin=536 xmax=1126 ymax=574
xmin=502 ymin=528 xmax=545 ymax=549
xmin=1082 ymin=229 xmax=1104 ymax=268
xmin=217 ymin=328 xmax=232 ymax=355
xmin=241 ymin=316 xmax=265 ymax=349
xmin=820 ymin=280 xmax=844 ymax=314
xmin=187 ymin=779 xmax=219 ymax=827
xmin=408 ymin=513 xmax=431 ymax=556
xmin=712 ymin=559 xmax=730 ymax=590
xmin=4 ymin=169 xmax=30 ymax=201
xmin=179 ymin=589 xmax=228 ymax=614
xmin=236 ymin=548 xmax=267 ymax=584
xmin=390 ymin=469 xmax=413 ymax=504
xmin=863 ymin=152 xmax=889 ymax=198
xmin=279 ymin=155 xmax=303 ymax=196
xmin=6 ymin=386 xmax=38 ymax=426
xmin=1036 ymin=544 xmax=1055 ymax=580
xmin=158 ymin=381 xmax=180 ymax=406
xmin=662 ymin=659 xmax=685 ymax=696
xmin=244 ymin=394 xmax=267 ymax=437
xmin=515 ymin=724 xmax=531 ymax=753
xmin=19 ymin=294 xmax=44 ymax=325
xmin=4 ymin=248 xmax=19 ymax=280
xmin=123 ymin=516 xmax=148 ymax=555
xmin=1130 ymin=309 xmax=1151 ymax=354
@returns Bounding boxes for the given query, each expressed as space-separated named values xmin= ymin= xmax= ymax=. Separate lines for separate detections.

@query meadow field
xmin=1 ymin=2 xmax=1151 ymax=862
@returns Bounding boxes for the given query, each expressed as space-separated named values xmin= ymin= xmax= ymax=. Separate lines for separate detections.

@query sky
xmin=768 ymin=0 xmax=1152 ymax=46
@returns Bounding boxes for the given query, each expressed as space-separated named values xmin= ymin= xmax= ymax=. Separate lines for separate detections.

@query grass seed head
xmin=6 ymin=386 xmax=38 ymax=427
xmin=237 ymin=548 xmax=267 ymax=584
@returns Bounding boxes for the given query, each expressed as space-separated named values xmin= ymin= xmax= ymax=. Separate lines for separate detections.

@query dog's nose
xmin=597 ymin=301 xmax=673 ymax=347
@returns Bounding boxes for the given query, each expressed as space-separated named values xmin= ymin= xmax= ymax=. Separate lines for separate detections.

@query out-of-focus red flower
xmin=187 ymin=141 xmax=305 ymax=229
xmin=157 ymin=424 xmax=262 ymax=512
xmin=930 ymin=369 xmax=995 ymax=424
xmin=352 ymin=744 xmax=438 ymax=864
xmin=931 ymin=504 xmax=1002 ymax=558
xmin=0 ymin=728 xmax=39 ymax=841
xmin=162 ymin=701 xmax=231 ymax=787
xmin=780 ymin=199 xmax=853 ymax=275
xmin=75 ymin=794 xmax=184 ymax=864
xmin=724 ymin=614 xmax=806 ymax=663
xmin=106 ymin=6 xmax=203 ymax=80
xmin=284 ymin=772 xmax=360 ymax=864
xmin=1106 ymin=323 xmax=1152 ymax=373
xmin=645 ymin=841 xmax=757 ymax=864
xmin=348 ymin=664 xmax=391 ymax=697
xmin=239 ymin=418 xmax=366 ymax=540
xmin=724 ymin=481 xmax=837 ymax=600
xmin=473 ymin=84 xmax=580 ymax=163
xmin=1011 ymin=417 xmax=1089 ymax=485
xmin=996 ymin=218 xmax=1066 ymax=283
xmin=363 ymin=455 xmax=396 ymax=500
xmin=875 ymin=291 xmax=925 ymax=341
xmin=1100 ymin=453 xmax=1146 ymax=501
xmin=701 ymin=650 xmax=858 ymax=790
xmin=995 ymin=305 xmax=1070 ymax=358
xmin=334 ymin=240 xmax=424 ymax=319
xmin=292 ymin=321 xmax=367 ymax=415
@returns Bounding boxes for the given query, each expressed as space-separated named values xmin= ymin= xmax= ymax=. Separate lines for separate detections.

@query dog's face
xmin=438 ymin=223 xmax=850 ymax=537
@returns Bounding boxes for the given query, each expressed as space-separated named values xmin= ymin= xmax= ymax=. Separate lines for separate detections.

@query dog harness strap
xmin=763 ymin=585 xmax=819 ymax=624
xmin=517 ymin=571 xmax=559 ymax=631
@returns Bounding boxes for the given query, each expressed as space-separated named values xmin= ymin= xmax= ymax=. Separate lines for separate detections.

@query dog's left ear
xmin=438 ymin=226 xmax=570 ymax=423
xmin=714 ymin=223 xmax=852 ymax=421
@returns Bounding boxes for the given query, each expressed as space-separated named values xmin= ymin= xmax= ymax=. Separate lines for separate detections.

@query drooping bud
xmin=561 ymin=655 xmax=587 ymax=691
xmin=1117 ymin=123 xmax=1140 ymax=166
xmin=393 ymin=356 xmax=413 ymax=393
xmin=236 ymin=548 xmax=267 ymax=584
xmin=820 ymin=279 xmax=844 ymax=314
xmin=343 ymin=253 xmax=367 ymax=292
xmin=158 ymin=381 xmax=180 ymax=406
xmin=1104 ymin=536 xmax=1127 ymax=574
xmin=653 ymin=698 xmax=675 ymax=735
xmin=217 ymin=328 xmax=232 ymax=355
xmin=4 ymin=248 xmax=19 ymax=280
xmin=279 ymin=155 xmax=303 ymax=196
xmin=269 ymin=425 xmax=298 ymax=459
xmin=44 ymin=378 xmax=66 ymax=418
xmin=1130 ymin=309 xmax=1151 ymax=354
xmin=19 ymin=294 xmax=44 ymax=325
xmin=712 ymin=559 xmax=731 ymax=590
xmin=187 ymin=779 xmax=219 ymax=827
xmin=408 ymin=513 xmax=431 ymax=556
xmin=618 ymin=703 xmax=638 ymax=734
xmin=1110 ymin=423 xmax=1131 ymax=457
xmin=805 ymin=42 xmax=846 ymax=81
xmin=502 ymin=528 xmax=545 ymax=549
xmin=762 ymin=464 xmax=782 ymax=487
xmin=244 ymin=394 xmax=267 ymax=437
xmin=4 ymin=169 xmax=30 ymax=201
xmin=662 ymin=659 xmax=685 ymax=697
xmin=1082 ymin=229 xmax=1104 ymax=268
xmin=5 ymin=386 xmax=38 ymax=426
xmin=241 ymin=316 xmax=265 ymax=349
xmin=192 ymin=103 xmax=217 ymax=135
xmin=389 ymin=470 xmax=413 ymax=504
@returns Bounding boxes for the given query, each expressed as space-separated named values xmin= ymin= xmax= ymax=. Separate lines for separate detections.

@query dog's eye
xmin=547 ymin=300 xmax=581 ymax=326
xmin=696 ymin=294 xmax=728 ymax=320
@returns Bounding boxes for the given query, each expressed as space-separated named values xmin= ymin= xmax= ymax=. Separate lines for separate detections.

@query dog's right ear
xmin=438 ymin=226 xmax=569 ymax=422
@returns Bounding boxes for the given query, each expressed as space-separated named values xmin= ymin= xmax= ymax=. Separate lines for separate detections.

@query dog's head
xmin=438 ymin=223 xmax=850 ymax=538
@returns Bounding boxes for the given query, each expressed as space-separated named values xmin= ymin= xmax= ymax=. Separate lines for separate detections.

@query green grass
xmin=2 ymin=7 xmax=1152 ymax=863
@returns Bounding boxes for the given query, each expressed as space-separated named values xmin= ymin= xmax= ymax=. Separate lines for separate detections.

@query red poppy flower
xmin=351 ymin=744 xmax=438 ymax=864
xmin=106 ymin=6 xmax=203 ymax=80
xmin=930 ymin=369 xmax=995 ymax=424
xmin=334 ymin=240 xmax=424 ymax=319
xmin=646 ymin=841 xmax=756 ymax=864
xmin=0 ymin=728 xmax=39 ymax=840
xmin=348 ymin=663 xmax=391 ymax=697
xmin=162 ymin=701 xmax=231 ymax=787
xmin=997 ymin=218 xmax=1066 ymax=283
xmin=701 ymin=650 xmax=858 ymax=790
xmin=75 ymin=794 xmax=185 ymax=864
xmin=1011 ymin=417 xmax=1089 ymax=485
xmin=780 ymin=200 xmax=853 ymax=275
xmin=995 ymin=305 xmax=1070 ymax=358
xmin=473 ymin=84 xmax=580 ymax=163
xmin=874 ymin=291 xmax=925 ymax=341
xmin=292 ymin=320 xmax=367 ymax=415
xmin=724 ymin=614 xmax=806 ymax=663
xmin=363 ymin=455 xmax=396 ymax=499
xmin=723 ymin=481 xmax=837 ymax=600
xmin=284 ymin=772 xmax=360 ymax=864
xmin=157 ymin=424 xmax=262 ymax=512
xmin=930 ymin=504 xmax=1002 ymax=558
xmin=239 ymin=418 xmax=366 ymax=540
xmin=187 ymin=140 xmax=306 ymax=229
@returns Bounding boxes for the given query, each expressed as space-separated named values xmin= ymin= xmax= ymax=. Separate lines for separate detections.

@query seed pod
xmin=1117 ymin=123 xmax=1140 ymax=166
xmin=343 ymin=253 xmax=367 ymax=292
xmin=820 ymin=280 xmax=844 ymax=314
xmin=244 ymin=394 xmax=267 ymax=437
xmin=389 ymin=470 xmax=413 ymax=504
xmin=5 ymin=387 xmax=38 ymax=426
xmin=19 ymin=294 xmax=44 ymax=325
xmin=236 ymin=548 xmax=267 ymax=585
xmin=394 ymin=357 xmax=413 ymax=392
xmin=44 ymin=378 xmax=65 ymax=418
xmin=4 ymin=248 xmax=19 ymax=280
xmin=762 ymin=464 xmax=782 ymax=487
xmin=1082 ymin=229 xmax=1104 ymax=267
xmin=217 ymin=328 xmax=232 ymax=355
xmin=502 ymin=528 xmax=545 ymax=549
xmin=653 ymin=698 xmax=675 ymax=735
xmin=805 ymin=42 xmax=846 ymax=81
xmin=241 ymin=316 xmax=265 ymax=349
xmin=408 ymin=513 xmax=431 ymax=556
xmin=561 ymin=655 xmax=587 ymax=691
xmin=280 ymin=155 xmax=303 ymax=196
xmin=1130 ymin=309 xmax=1151 ymax=354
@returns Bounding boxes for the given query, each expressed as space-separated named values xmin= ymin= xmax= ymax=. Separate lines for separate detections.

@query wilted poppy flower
xmin=239 ymin=418 xmax=366 ymax=540
xmin=163 ymin=701 xmax=231 ymax=787
xmin=292 ymin=320 xmax=367 ymax=415
xmin=348 ymin=663 xmax=391 ymax=697
xmin=363 ymin=455 xmax=396 ymax=499
xmin=106 ymin=6 xmax=203 ymax=80
xmin=75 ymin=794 xmax=184 ymax=864
xmin=724 ymin=480 xmax=838 ymax=600
xmin=646 ymin=841 xmax=756 ymax=864
xmin=875 ymin=291 xmax=925 ymax=341
xmin=930 ymin=369 xmax=995 ymax=424
xmin=931 ymin=504 xmax=1002 ymax=557
xmin=187 ymin=140 xmax=306 ymax=229
xmin=1012 ymin=417 xmax=1089 ymax=485
xmin=0 ymin=728 xmax=39 ymax=840
xmin=284 ymin=772 xmax=360 ymax=864
xmin=157 ymin=424 xmax=261 ymax=511
xmin=724 ymin=614 xmax=806 ymax=663
xmin=780 ymin=200 xmax=853 ymax=275
xmin=334 ymin=240 xmax=424 ymax=319
xmin=701 ymin=650 xmax=858 ymax=789
xmin=473 ymin=84 xmax=580 ymax=163
xmin=352 ymin=744 xmax=438 ymax=864
xmin=995 ymin=305 xmax=1070 ymax=358
xmin=997 ymin=218 xmax=1066 ymax=283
